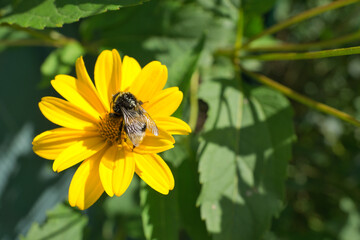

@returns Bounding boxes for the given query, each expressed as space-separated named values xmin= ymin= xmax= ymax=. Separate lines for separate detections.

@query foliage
xmin=21 ymin=203 xmax=88 ymax=240
xmin=0 ymin=0 xmax=146 ymax=29
xmin=1 ymin=0 xmax=360 ymax=240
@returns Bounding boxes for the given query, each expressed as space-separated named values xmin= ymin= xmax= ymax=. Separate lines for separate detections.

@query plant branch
xmin=241 ymin=46 xmax=360 ymax=61
xmin=244 ymin=30 xmax=360 ymax=52
xmin=234 ymin=8 xmax=244 ymax=52
xmin=1 ymin=23 xmax=76 ymax=47
xmin=188 ymin=71 xmax=199 ymax=131
xmin=242 ymin=0 xmax=360 ymax=48
xmin=242 ymin=69 xmax=360 ymax=127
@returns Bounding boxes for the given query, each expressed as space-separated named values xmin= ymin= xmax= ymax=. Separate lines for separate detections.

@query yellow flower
xmin=32 ymin=49 xmax=191 ymax=210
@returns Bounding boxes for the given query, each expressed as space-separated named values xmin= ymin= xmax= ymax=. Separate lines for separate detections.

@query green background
xmin=1 ymin=0 xmax=360 ymax=239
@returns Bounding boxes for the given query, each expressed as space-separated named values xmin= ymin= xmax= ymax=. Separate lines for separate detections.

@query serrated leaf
xmin=0 ymin=0 xmax=146 ymax=29
xmin=197 ymin=73 xmax=295 ymax=239
xmin=21 ymin=203 xmax=88 ymax=240
xmin=140 ymin=182 xmax=180 ymax=240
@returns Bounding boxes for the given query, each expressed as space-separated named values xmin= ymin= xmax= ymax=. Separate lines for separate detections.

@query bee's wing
xmin=121 ymin=108 xmax=147 ymax=147
xmin=137 ymin=105 xmax=159 ymax=136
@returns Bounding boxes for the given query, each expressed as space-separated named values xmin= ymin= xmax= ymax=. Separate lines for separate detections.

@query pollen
xmin=98 ymin=114 xmax=124 ymax=144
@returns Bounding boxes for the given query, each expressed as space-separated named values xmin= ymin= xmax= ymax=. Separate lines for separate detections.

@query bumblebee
xmin=110 ymin=92 xmax=159 ymax=147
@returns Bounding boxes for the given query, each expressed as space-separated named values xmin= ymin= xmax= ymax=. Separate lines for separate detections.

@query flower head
xmin=32 ymin=49 xmax=191 ymax=210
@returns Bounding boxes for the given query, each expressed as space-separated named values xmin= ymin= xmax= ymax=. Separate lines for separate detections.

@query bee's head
xmin=112 ymin=92 xmax=137 ymax=114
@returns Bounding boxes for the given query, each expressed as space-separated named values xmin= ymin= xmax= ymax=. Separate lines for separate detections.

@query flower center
xmin=98 ymin=114 xmax=125 ymax=144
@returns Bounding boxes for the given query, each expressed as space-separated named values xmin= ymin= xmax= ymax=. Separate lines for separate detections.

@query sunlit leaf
xmin=20 ymin=203 xmax=88 ymax=240
xmin=0 ymin=0 xmax=146 ymax=29
xmin=197 ymin=69 xmax=295 ymax=239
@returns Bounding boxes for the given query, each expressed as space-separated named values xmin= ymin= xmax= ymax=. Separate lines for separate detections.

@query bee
xmin=110 ymin=92 xmax=159 ymax=148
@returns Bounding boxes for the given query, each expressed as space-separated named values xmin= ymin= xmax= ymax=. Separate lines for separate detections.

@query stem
xmin=0 ymin=39 xmax=60 ymax=47
xmin=245 ymin=30 xmax=360 ymax=52
xmin=242 ymin=45 xmax=360 ymax=61
xmin=242 ymin=0 xmax=360 ymax=48
xmin=188 ymin=71 xmax=199 ymax=131
xmin=234 ymin=9 xmax=244 ymax=52
xmin=2 ymin=23 xmax=76 ymax=47
xmin=242 ymin=69 xmax=360 ymax=127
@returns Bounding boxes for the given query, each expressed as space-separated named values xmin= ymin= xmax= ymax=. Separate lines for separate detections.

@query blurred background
xmin=1 ymin=0 xmax=360 ymax=239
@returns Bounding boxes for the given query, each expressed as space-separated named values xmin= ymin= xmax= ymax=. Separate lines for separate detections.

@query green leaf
xmin=197 ymin=71 xmax=295 ymax=239
xmin=243 ymin=14 xmax=264 ymax=38
xmin=40 ymin=42 xmax=84 ymax=88
xmin=168 ymin=34 xmax=206 ymax=119
xmin=80 ymin=1 xmax=234 ymax=66
xmin=175 ymin=138 xmax=211 ymax=240
xmin=20 ymin=203 xmax=88 ymax=240
xmin=140 ymin=182 xmax=180 ymax=240
xmin=242 ymin=0 xmax=276 ymax=14
xmin=167 ymin=34 xmax=205 ymax=90
xmin=162 ymin=135 xmax=210 ymax=240
xmin=104 ymin=177 xmax=141 ymax=217
xmin=0 ymin=0 xmax=146 ymax=29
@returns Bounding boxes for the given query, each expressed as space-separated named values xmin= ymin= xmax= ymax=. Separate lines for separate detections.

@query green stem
xmin=242 ymin=45 xmax=360 ymax=61
xmin=0 ymin=39 xmax=59 ymax=47
xmin=188 ymin=71 xmax=199 ymax=131
xmin=242 ymin=0 xmax=360 ymax=48
xmin=234 ymin=9 xmax=244 ymax=52
xmin=242 ymin=69 xmax=360 ymax=127
xmin=2 ymin=23 xmax=76 ymax=47
xmin=245 ymin=30 xmax=360 ymax=52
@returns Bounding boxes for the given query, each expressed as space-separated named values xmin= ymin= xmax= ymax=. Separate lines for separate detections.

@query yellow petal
xmin=133 ymin=128 xmax=174 ymax=154
xmin=75 ymin=57 xmax=107 ymax=114
xmin=51 ymin=76 xmax=101 ymax=120
xmin=94 ymin=50 xmax=122 ymax=112
xmin=94 ymin=50 xmax=112 ymax=111
xmin=111 ymin=49 xmax=122 ymax=94
xmin=135 ymin=153 xmax=174 ymax=194
xmin=39 ymin=97 xmax=99 ymax=130
xmin=121 ymin=55 xmax=141 ymax=91
xmin=143 ymin=87 xmax=183 ymax=117
xmin=113 ymin=150 xmax=135 ymax=196
xmin=32 ymin=128 xmax=98 ymax=160
xmin=99 ymin=145 xmax=135 ymax=197
xmin=129 ymin=61 xmax=167 ymax=102
xmin=98 ymin=145 xmax=116 ymax=197
xmin=68 ymin=151 xmax=104 ymax=210
xmin=53 ymin=137 xmax=107 ymax=172
xmin=155 ymin=116 xmax=191 ymax=135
